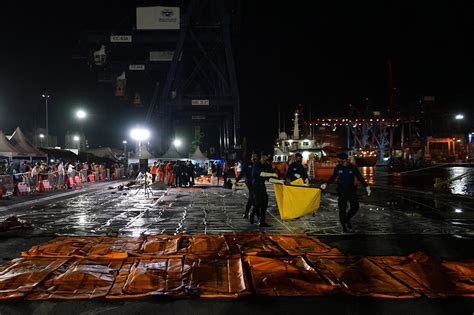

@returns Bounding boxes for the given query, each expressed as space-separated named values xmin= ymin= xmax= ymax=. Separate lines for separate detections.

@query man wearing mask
xmin=320 ymin=152 xmax=371 ymax=232
xmin=285 ymin=152 xmax=309 ymax=185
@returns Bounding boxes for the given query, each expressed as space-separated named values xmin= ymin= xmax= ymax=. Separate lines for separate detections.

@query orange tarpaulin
xmin=307 ymin=255 xmax=419 ymax=298
xmin=107 ymin=258 xmax=188 ymax=298
xmin=27 ymin=259 xmax=123 ymax=300
xmin=187 ymin=257 xmax=250 ymax=297
xmin=246 ymin=256 xmax=336 ymax=296
xmin=0 ymin=235 xmax=472 ymax=300
xmin=0 ymin=258 xmax=69 ymax=299
xmin=137 ymin=235 xmax=182 ymax=257
xmin=185 ymin=234 xmax=230 ymax=258
xmin=268 ymin=234 xmax=343 ymax=256
xmin=225 ymin=234 xmax=285 ymax=256
xmin=370 ymin=252 xmax=474 ymax=298
xmin=22 ymin=237 xmax=143 ymax=260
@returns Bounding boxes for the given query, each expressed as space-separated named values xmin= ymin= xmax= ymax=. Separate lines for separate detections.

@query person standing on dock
xmin=320 ymin=152 xmax=371 ymax=232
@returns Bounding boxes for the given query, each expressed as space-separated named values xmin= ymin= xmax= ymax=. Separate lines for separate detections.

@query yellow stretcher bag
xmin=273 ymin=179 xmax=321 ymax=220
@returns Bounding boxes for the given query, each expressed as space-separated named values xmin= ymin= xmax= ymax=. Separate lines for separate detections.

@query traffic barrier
xmin=75 ymin=176 xmax=82 ymax=188
xmin=15 ymin=182 xmax=31 ymax=195
xmin=88 ymin=174 xmax=95 ymax=182
xmin=42 ymin=180 xmax=53 ymax=191
xmin=36 ymin=176 xmax=45 ymax=193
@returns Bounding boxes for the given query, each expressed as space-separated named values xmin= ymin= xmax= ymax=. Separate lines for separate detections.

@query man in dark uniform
xmin=320 ymin=152 xmax=371 ymax=232
xmin=235 ymin=153 xmax=258 ymax=218
xmin=251 ymin=152 xmax=275 ymax=227
xmin=285 ymin=152 xmax=309 ymax=184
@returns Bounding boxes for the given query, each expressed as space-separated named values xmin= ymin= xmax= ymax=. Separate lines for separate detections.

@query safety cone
xmin=36 ymin=176 xmax=45 ymax=193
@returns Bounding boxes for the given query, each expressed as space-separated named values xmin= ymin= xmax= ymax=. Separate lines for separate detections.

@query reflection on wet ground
xmin=362 ymin=166 xmax=474 ymax=196
xmin=1 ymin=182 xmax=473 ymax=237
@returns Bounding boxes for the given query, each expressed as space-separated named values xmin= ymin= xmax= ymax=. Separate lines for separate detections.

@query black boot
xmin=249 ymin=210 xmax=256 ymax=224
xmin=346 ymin=220 xmax=352 ymax=229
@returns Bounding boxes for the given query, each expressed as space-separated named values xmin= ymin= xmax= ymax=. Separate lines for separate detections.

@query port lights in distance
xmin=455 ymin=209 xmax=463 ymax=213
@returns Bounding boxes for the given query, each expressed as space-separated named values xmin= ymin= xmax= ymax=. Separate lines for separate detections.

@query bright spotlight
xmin=173 ymin=138 xmax=182 ymax=148
xmin=73 ymin=135 xmax=80 ymax=141
xmin=455 ymin=114 xmax=464 ymax=120
xmin=76 ymin=110 xmax=87 ymax=119
xmin=130 ymin=128 xmax=150 ymax=141
xmin=39 ymin=134 xmax=45 ymax=138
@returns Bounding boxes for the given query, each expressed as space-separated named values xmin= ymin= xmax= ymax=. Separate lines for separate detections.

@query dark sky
xmin=1 ymin=1 xmax=473 ymax=153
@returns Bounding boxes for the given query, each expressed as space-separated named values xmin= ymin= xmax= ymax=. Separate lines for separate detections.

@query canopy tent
xmin=38 ymin=148 xmax=78 ymax=163
xmin=159 ymin=145 xmax=184 ymax=161
xmin=8 ymin=127 xmax=45 ymax=157
xmin=129 ymin=146 xmax=154 ymax=160
xmin=86 ymin=147 xmax=121 ymax=162
xmin=189 ymin=146 xmax=207 ymax=161
xmin=0 ymin=130 xmax=19 ymax=160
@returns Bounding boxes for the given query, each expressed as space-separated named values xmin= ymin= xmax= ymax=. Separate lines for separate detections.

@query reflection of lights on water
xmin=455 ymin=208 xmax=463 ymax=213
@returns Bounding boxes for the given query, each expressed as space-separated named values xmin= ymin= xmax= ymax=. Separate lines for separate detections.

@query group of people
xmin=3 ymin=160 xmax=125 ymax=191
xmin=149 ymin=160 xmax=196 ymax=187
xmin=235 ymin=151 xmax=371 ymax=232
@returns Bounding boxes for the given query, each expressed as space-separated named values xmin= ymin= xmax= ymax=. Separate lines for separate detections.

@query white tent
xmin=0 ymin=130 xmax=18 ymax=160
xmin=159 ymin=145 xmax=184 ymax=161
xmin=189 ymin=146 xmax=207 ymax=161
xmin=8 ymin=127 xmax=45 ymax=157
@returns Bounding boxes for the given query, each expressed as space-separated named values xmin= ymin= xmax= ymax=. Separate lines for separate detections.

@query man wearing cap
xmin=285 ymin=152 xmax=309 ymax=184
xmin=320 ymin=152 xmax=371 ymax=232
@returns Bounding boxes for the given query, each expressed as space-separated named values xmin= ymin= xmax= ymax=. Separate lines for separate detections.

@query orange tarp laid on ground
xmin=246 ymin=256 xmax=336 ymax=296
xmin=27 ymin=259 xmax=123 ymax=300
xmin=22 ymin=236 xmax=143 ymax=260
xmin=0 ymin=258 xmax=69 ymax=299
xmin=0 ymin=235 xmax=473 ymax=300
xmin=108 ymin=258 xmax=188 ymax=298
xmin=22 ymin=237 xmax=98 ymax=258
xmin=185 ymin=234 xmax=230 ymax=258
xmin=370 ymin=252 xmax=474 ymax=298
xmin=268 ymin=234 xmax=343 ymax=256
xmin=225 ymin=234 xmax=285 ymax=256
xmin=307 ymin=255 xmax=419 ymax=298
xmin=187 ymin=257 xmax=250 ymax=298
xmin=137 ymin=235 xmax=182 ymax=257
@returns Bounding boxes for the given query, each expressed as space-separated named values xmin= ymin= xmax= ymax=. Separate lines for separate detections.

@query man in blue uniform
xmin=251 ymin=152 xmax=274 ymax=227
xmin=235 ymin=153 xmax=258 ymax=218
xmin=285 ymin=153 xmax=309 ymax=184
xmin=320 ymin=152 xmax=371 ymax=232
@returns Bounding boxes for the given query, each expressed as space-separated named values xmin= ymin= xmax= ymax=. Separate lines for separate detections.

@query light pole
xmin=122 ymin=140 xmax=127 ymax=157
xmin=42 ymin=93 xmax=50 ymax=147
xmin=39 ymin=133 xmax=45 ymax=147
xmin=73 ymin=135 xmax=80 ymax=150
xmin=130 ymin=128 xmax=150 ymax=158
xmin=75 ymin=109 xmax=87 ymax=150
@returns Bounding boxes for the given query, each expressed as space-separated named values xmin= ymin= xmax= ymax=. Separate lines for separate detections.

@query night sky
xmin=1 ymin=1 xmax=473 ymax=154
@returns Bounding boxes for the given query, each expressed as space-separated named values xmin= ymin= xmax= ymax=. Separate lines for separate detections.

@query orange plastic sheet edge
xmin=0 ymin=257 xmax=69 ymax=299
xmin=27 ymin=259 xmax=124 ymax=300
xmin=107 ymin=257 xmax=188 ymax=299
xmin=186 ymin=256 xmax=250 ymax=298
xmin=369 ymin=252 xmax=474 ymax=298
xmin=268 ymin=234 xmax=343 ymax=256
xmin=245 ymin=255 xmax=336 ymax=296
xmin=306 ymin=254 xmax=419 ymax=298
xmin=224 ymin=234 xmax=285 ymax=256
